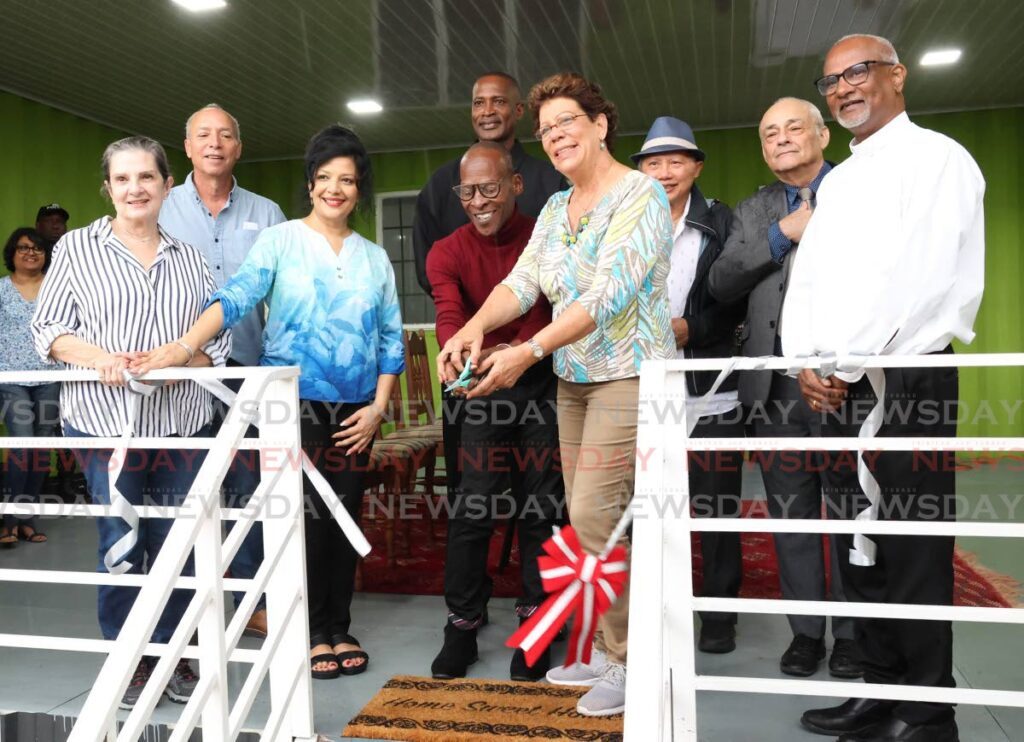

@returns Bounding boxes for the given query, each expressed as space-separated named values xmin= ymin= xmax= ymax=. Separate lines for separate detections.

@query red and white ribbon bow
xmin=506 ymin=525 xmax=628 ymax=668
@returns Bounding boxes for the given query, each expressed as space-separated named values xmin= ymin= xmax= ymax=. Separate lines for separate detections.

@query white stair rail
xmin=625 ymin=353 xmax=1024 ymax=741
xmin=0 ymin=366 xmax=316 ymax=741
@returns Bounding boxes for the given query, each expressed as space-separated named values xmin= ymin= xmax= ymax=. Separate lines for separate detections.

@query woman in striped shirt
xmin=31 ymin=136 xmax=230 ymax=709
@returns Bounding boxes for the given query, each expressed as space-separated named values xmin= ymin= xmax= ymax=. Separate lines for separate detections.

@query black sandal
xmin=0 ymin=529 xmax=16 ymax=548
xmin=310 ymin=640 xmax=340 ymax=680
xmin=331 ymin=633 xmax=369 ymax=676
xmin=16 ymin=525 xmax=47 ymax=543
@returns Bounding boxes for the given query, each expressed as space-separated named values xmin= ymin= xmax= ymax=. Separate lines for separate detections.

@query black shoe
xmin=510 ymin=646 xmax=550 ymax=681
xmin=431 ymin=623 xmax=478 ymax=679
xmin=698 ymin=621 xmax=736 ymax=654
xmin=837 ymin=716 xmax=959 ymax=742
xmin=509 ymin=616 xmax=550 ymax=681
xmin=829 ymin=638 xmax=865 ymax=679
xmin=780 ymin=634 xmax=825 ymax=677
xmin=801 ymin=698 xmax=897 ymax=736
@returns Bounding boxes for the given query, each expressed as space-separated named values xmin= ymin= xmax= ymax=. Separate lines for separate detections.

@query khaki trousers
xmin=556 ymin=377 xmax=639 ymax=665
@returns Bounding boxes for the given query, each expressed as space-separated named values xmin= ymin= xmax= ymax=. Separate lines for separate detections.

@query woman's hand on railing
xmin=128 ymin=342 xmax=193 ymax=375
xmin=332 ymin=404 xmax=385 ymax=455
xmin=93 ymin=352 xmax=141 ymax=386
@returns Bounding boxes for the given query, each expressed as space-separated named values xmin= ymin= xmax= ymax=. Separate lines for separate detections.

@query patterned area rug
xmin=343 ymin=675 xmax=622 ymax=741
xmin=358 ymin=500 xmax=1020 ymax=608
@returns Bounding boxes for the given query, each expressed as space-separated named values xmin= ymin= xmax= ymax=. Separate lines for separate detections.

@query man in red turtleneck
xmin=426 ymin=141 xmax=564 ymax=682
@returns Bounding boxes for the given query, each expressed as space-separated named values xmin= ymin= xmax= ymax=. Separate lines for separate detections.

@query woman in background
xmin=0 ymin=227 xmax=58 ymax=546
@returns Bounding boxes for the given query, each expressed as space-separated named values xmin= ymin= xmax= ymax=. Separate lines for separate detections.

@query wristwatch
xmin=526 ymin=338 xmax=545 ymax=359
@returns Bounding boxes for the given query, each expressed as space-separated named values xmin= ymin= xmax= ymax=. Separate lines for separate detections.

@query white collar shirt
xmin=781 ymin=112 xmax=986 ymax=381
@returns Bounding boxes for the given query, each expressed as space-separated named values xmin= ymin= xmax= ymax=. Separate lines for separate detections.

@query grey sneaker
xmin=576 ymin=661 xmax=626 ymax=716
xmin=164 ymin=659 xmax=199 ymax=704
xmin=545 ymin=647 xmax=608 ymax=687
xmin=119 ymin=657 xmax=153 ymax=710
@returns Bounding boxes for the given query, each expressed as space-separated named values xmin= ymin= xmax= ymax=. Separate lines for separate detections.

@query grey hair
xmin=185 ymin=103 xmax=241 ymax=140
xmin=833 ymin=34 xmax=900 ymax=64
xmin=100 ymin=136 xmax=172 ymax=197
xmin=771 ymin=97 xmax=826 ymax=130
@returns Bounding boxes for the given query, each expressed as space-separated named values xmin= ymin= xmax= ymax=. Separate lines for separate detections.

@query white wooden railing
xmin=624 ymin=353 xmax=1024 ymax=741
xmin=0 ymin=366 xmax=315 ymax=741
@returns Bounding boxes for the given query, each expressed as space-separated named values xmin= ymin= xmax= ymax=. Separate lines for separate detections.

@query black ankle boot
xmin=509 ymin=617 xmax=550 ymax=681
xmin=431 ymin=623 xmax=478 ymax=679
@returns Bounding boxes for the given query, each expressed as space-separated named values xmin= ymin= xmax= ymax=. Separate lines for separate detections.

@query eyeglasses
xmin=15 ymin=244 xmax=45 ymax=254
xmin=814 ymin=60 xmax=894 ymax=96
xmin=452 ymin=180 xmax=504 ymax=201
xmin=535 ymin=113 xmax=589 ymax=141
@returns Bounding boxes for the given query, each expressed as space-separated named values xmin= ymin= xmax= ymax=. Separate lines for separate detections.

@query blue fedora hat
xmin=630 ymin=116 xmax=705 ymax=164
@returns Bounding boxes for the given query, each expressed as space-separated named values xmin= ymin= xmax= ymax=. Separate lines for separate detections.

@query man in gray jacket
xmin=708 ymin=97 xmax=860 ymax=679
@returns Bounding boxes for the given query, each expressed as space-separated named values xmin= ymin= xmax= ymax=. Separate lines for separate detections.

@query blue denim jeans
xmin=65 ymin=422 xmax=209 ymax=643
xmin=0 ymin=382 xmax=61 ymax=529
xmin=214 ymin=372 xmax=264 ymax=609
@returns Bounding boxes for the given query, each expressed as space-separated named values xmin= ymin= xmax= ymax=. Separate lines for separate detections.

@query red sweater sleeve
xmin=425 ymin=235 xmax=467 ymax=347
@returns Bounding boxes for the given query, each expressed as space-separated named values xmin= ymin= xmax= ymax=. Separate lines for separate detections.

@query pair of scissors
xmin=444 ymin=359 xmax=474 ymax=393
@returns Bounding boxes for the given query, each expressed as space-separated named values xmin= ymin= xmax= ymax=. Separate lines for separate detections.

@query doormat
xmin=343 ymin=675 xmax=622 ymax=741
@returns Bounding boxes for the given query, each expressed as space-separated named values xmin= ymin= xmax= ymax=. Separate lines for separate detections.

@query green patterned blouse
xmin=501 ymin=170 xmax=674 ymax=383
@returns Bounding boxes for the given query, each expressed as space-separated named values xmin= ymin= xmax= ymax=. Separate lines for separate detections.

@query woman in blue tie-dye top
xmin=135 ymin=125 xmax=405 ymax=681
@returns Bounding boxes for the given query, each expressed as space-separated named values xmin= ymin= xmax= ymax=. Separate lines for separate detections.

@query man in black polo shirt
xmin=413 ymin=71 xmax=563 ymax=295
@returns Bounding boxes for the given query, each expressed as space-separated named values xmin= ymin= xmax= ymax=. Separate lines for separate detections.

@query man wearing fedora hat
xmin=633 ymin=117 xmax=747 ymax=654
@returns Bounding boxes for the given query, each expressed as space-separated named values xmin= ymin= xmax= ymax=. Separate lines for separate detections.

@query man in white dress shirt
xmin=787 ymin=35 xmax=985 ymax=742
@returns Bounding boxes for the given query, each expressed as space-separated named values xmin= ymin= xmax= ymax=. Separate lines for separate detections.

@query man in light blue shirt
xmin=160 ymin=103 xmax=286 ymax=638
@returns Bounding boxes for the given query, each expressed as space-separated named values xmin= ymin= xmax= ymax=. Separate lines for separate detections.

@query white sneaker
xmin=545 ymin=647 xmax=608 ymax=687
xmin=576 ymin=662 xmax=626 ymax=716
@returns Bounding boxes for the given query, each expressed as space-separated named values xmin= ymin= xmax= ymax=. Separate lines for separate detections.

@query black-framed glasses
xmin=452 ymin=180 xmax=504 ymax=201
xmin=15 ymin=244 xmax=45 ymax=254
xmin=535 ymin=112 xmax=589 ymax=141
xmin=814 ymin=60 xmax=894 ymax=96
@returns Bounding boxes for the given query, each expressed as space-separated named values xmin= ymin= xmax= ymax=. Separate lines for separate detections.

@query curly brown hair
xmin=527 ymin=72 xmax=619 ymax=153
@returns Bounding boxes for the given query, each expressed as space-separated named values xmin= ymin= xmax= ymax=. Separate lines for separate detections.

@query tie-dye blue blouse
xmin=211 ymin=220 xmax=405 ymax=402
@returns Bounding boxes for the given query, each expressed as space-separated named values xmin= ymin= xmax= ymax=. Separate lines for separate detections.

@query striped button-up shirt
xmin=31 ymin=216 xmax=231 ymax=437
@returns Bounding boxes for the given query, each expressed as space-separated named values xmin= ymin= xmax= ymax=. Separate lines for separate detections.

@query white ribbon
xmin=841 ymin=362 xmax=886 ymax=567
xmin=101 ymin=376 xmax=160 ymax=575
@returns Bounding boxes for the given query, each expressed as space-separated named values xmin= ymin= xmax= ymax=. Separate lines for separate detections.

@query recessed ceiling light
xmin=920 ymin=48 xmax=962 ymax=66
xmin=171 ymin=0 xmax=227 ymax=12
xmin=347 ymin=99 xmax=383 ymax=114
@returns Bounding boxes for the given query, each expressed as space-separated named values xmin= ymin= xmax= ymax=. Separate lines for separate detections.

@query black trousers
xmin=825 ymin=354 xmax=958 ymax=725
xmin=690 ymin=409 xmax=745 ymax=624
xmin=755 ymin=373 xmax=856 ymax=641
xmin=443 ymin=360 xmax=564 ymax=625
xmin=302 ymin=400 xmax=370 ymax=645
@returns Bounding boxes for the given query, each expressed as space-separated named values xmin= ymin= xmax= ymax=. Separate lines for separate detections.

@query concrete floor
xmin=0 ymin=461 xmax=1021 ymax=741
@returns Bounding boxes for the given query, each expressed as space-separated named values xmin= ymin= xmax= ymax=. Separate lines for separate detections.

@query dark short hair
xmin=527 ymin=72 xmax=619 ymax=153
xmin=474 ymin=71 xmax=521 ymax=97
xmin=303 ymin=124 xmax=374 ymax=210
xmin=4 ymin=227 xmax=52 ymax=273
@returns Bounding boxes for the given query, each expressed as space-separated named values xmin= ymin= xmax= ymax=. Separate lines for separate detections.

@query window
xmin=376 ymin=191 xmax=435 ymax=325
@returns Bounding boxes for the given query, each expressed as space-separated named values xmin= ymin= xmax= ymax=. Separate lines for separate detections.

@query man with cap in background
xmin=35 ymin=204 xmax=69 ymax=250
xmin=634 ymin=117 xmax=747 ymax=654
xmin=708 ymin=97 xmax=861 ymax=680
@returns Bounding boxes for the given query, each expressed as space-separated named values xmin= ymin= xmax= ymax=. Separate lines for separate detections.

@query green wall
xmin=0 ymin=90 xmax=190 ymax=242
xmin=2 ymin=89 xmax=1020 ymax=437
